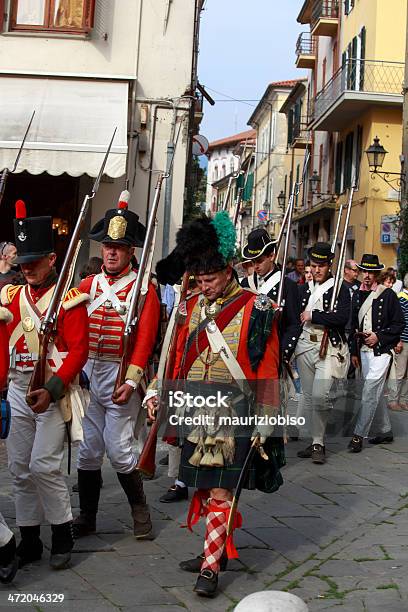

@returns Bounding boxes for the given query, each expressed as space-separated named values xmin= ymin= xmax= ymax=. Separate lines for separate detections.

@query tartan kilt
xmin=179 ymin=437 xmax=256 ymax=490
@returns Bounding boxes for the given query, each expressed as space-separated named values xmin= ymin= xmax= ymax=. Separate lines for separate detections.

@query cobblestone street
xmin=1 ymin=427 xmax=408 ymax=612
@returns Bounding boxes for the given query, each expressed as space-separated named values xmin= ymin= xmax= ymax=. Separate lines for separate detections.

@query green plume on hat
xmin=211 ymin=211 xmax=236 ymax=264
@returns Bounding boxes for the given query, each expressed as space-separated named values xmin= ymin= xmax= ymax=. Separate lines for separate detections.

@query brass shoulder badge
xmin=108 ymin=215 xmax=127 ymax=240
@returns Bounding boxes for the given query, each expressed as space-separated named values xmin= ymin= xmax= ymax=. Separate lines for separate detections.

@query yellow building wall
xmin=335 ymin=107 xmax=401 ymax=267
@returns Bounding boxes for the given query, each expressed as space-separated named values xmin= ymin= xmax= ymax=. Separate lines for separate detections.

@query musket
xmin=276 ymin=148 xmax=310 ymax=309
xmin=331 ymin=202 xmax=344 ymax=254
xmin=0 ymin=111 xmax=35 ymax=207
xmin=113 ymin=171 xmax=167 ymax=395
xmin=136 ymin=271 xmax=190 ymax=477
xmin=319 ymin=184 xmax=355 ymax=359
xmin=26 ymin=128 xmax=117 ymax=404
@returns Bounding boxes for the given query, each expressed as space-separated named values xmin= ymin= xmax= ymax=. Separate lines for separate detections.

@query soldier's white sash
xmin=306 ymin=278 xmax=334 ymax=312
xmin=358 ymin=285 xmax=387 ymax=326
xmin=259 ymin=270 xmax=281 ymax=296
xmin=88 ymin=271 xmax=136 ymax=321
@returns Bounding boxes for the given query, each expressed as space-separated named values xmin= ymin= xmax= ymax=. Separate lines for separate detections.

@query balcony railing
xmin=312 ymin=0 xmax=339 ymax=24
xmin=292 ymin=120 xmax=311 ymax=143
xmin=296 ymin=32 xmax=316 ymax=57
xmin=311 ymin=59 xmax=404 ymax=124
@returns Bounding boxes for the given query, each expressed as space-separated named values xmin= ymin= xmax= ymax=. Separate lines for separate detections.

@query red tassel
xmin=182 ymin=490 xmax=209 ymax=531
xmin=15 ymin=200 xmax=26 ymax=219
xmin=118 ymin=190 xmax=130 ymax=209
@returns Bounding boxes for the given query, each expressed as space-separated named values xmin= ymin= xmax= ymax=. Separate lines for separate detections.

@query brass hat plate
xmin=108 ymin=215 xmax=127 ymax=240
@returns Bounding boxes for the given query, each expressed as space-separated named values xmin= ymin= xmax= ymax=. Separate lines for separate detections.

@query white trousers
xmin=388 ymin=342 xmax=408 ymax=404
xmin=296 ymin=344 xmax=334 ymax=446
xmin=6 ymin=373 xmax=72 ymax=526
xmin=354 ymin=351 xmax=391 ymax=438
xmin=77 ymin=360 xmax=141 ymax=474
xmin=0 ymin=513 xmax=13 ymax=547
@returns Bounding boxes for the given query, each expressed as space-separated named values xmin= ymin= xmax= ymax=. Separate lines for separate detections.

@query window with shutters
xmin=9 ymin=0 xmax=95 ymax=33
xmin=344 ymin=0 xmax=355 ymax=15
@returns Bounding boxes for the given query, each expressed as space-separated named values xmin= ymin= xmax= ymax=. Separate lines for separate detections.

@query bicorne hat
xmin=89 ymin=191 xmax=146 ymax=247
xmin=156 ymin=211 xmax=236 ymax=285
xmin=13 ymin=200 xmax=54 ymax=264
xmin=308 ymin=242 xmax=334 ymax=264
xmin=242 ymin=227 xmax=276 ymax=261
xmin=356 ymin=254 xmax=384 ymax=272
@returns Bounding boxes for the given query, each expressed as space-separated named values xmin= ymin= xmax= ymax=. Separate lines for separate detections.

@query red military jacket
xmin=170 ymin=287 xmax=280 ymax=408
xmin=79 ymin=265 xmax=160 ymax=385
xmin=0 ymin=282 xmax=89 ymax=401
xmin=0 ymin=308 xmax=12 ymax=388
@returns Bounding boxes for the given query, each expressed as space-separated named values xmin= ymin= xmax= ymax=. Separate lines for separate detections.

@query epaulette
xmin=62 ymin=287 xmax=90 ymax=311
xmin=0 ymin=284 xmax=22 ymax=306
xmin=0 ymin=306 xmax=13 ymax=323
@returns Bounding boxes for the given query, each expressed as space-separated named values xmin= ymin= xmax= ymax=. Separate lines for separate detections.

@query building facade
xmin=294 ymin=0 xmax=406 ymax=265
xmin=248 ymin=80 xmax=301 ymax=240
xmin=0 ymin=0 xmax=204 ymax=268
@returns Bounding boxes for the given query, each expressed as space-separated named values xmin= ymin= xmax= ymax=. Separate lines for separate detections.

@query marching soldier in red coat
xmin=146 ymin=213 xmax=284 ymax=597
xmin=0 ymin=309 xmax=18 ymax=583
xmin=73 ymin=191 xmax=160 ymax=540
xmin=1 ymin=201 xmax=89 ymax=570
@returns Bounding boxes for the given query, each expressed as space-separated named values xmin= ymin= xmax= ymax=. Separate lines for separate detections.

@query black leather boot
xmin=73 ymin=469 xmax=102 ymax=538
xmin=16 ymin=526 xmax=43 ymax=568
xmin=0 ymin=536 xmax=18 ymax=584
xmin=50 ymin=521 xmax=73 ymax=570
xmin=179 ymin=553 xmax=228 ymax=573
xmin=117 ymin=470 xmax=153 ymax=539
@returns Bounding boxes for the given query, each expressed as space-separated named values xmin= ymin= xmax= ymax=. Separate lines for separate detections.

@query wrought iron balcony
xmin=311 ymin=0 xmax=339 ymax=37
xmin=310 ymin=59 xmax=404 ymax=131
xmin=296 ymin=33 xmax=316 ymax=69
xmin=291 ymin=118 xmax=311 ymax=148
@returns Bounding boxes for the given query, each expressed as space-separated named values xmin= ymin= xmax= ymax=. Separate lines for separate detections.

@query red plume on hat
xmin=118 ymin=190 xmax=130 ymax=210
xmin=15 ymin=200 xmax=27 ymax=219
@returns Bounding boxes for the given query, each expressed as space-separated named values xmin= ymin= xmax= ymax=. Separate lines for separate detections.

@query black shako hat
xmin=357 ymin=253 xmax=384 ymax=272
xmin=89 ymin=190 xmax=146 ymax=247
xmin=308 ymin=242 xmax=334 ymax=264
xmin=13 ymin=200 xmax=54 ymax=264
xmin=242 ymin=227 xmax=276 ymax=260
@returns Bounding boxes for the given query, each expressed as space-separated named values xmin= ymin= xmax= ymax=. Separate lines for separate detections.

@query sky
xmin=198 ymin=0 xmax=306 ymax=143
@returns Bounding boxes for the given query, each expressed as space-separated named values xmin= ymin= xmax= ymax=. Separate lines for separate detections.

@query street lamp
xmin=365 ymin=136 xmax=405 ymax=191
xmin=277 ymin=190 xmax=286 ymax=209
xmin=309 ymin=170 xmax=321 ymax=194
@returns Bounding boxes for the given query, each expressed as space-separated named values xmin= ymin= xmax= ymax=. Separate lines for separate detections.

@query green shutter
xmin=243 ymin=173 xmax=254 ymax=201
xmin=359 ymin=26 xmax=366 ymax=90
xmin=345 ymin=0 xmax=350 ymax=15
xmin=335 ymin=141 xmax=343 ymax=194
xmin=344 ymin=132 xmax=354 ymax=188
xmin=350 ymin=37 xmax=357 ymax=90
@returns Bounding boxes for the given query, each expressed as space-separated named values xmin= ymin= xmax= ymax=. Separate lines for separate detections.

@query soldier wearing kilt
xmin=146 ymin=212 xmax=284 ymax=598
xmin=295 ymin=243 xmax=350 ymax=464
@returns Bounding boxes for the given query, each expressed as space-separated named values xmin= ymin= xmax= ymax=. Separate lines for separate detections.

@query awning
xmin=0 ymin=77 xmax=129 ymax=178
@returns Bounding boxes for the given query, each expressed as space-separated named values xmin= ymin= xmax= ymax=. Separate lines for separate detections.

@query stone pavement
xmin=1 ymin=430 xmax=408 ymax=612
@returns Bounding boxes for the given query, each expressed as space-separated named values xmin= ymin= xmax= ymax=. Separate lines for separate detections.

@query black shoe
xmin=369 ymin=432 xmax=394 ymax=445
xmin=179 ymin=553 xmax=228 ymax=573
xmin=159 ymin=455 xmax=169 ymax=466
xmin=50 ymin=522 xmax=74 ymax=570
xmin=297 ymin=444 xmax=313 ymax=458
xmin=0 ymin=536 xmax=18 ymax=584
xmin=311 ymin=444 xmax=326 ymax=464
xmin=160 ymin=485 xmax=188 ymax=503
xmin=16 ymin=526 xmax=43 ymax=568
xmin=348 ymin=435 xmax=363 ymax=453
xmin=72 ymin=513 xmax=96 ymax=538
xmin=194 ymin=569 xmax=218 ymax=597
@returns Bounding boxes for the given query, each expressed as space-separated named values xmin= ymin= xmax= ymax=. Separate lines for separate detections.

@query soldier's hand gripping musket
xmin=26 ymin=128 xmax=117 ymax=403
xmin=0 ymin=111 xmax=35 ymax=208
